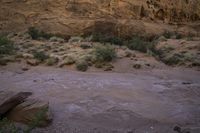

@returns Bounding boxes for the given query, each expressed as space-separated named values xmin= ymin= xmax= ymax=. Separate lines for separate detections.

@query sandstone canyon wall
xmin=0 ymin=0 xmax=200 ymax=37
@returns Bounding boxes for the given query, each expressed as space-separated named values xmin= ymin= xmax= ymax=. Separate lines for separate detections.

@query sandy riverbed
xmin=0 ymin=64 xmax=200 ymax=133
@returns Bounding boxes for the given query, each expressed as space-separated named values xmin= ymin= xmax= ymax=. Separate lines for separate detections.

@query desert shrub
xmin=0 ymin=36 xmax=15 ymax=55
xmin=94 ymin=44 xmax=116 ymax=62
xmin=186 ymin=33 xmax=195 ymax=41
xmin=183 ymin=53 xmax=194 ymax=62
xmin=39 ymin=31 xmax=53 ymax=40
xmin=163 ymin=31 xmax=173 ymax=39
xmin=76 ymin=60 xmax=88 ymax=72
xmin=155 ymin=46 xmax=175 ymax=57
xmin=63 ymin=56 xmax=75 ymax=65
xmin=108 ymin=36 xmax=123 ymax=45
xmin=24 ymin=108 xmax=48 ymax=133
xmin=32 ymin=51 xmax=49 ymax=62
xmin=126 ymin=37 xmax=149 ymax=53
xmin=146 ymin=42 xmax=160 ymax=56
xmin=92 ymin=33 xmax=123 ymax=45
xmin=191 ymin=61 xmax=200 ymax=67
xmin=137 ymin=34 xmax=159 ymax=42
xmin=0 ymin=118 xmax=19 ymax=133
xmin=28 ymin=27 xmax=54 ymax=40
xmin=94 ymin=62 xmax=104 ymax=68
xmin=46 ymin=57 xmax=58 ymax=66
xmin=162 ymin=53 xmax=183 ymax=65
xmin=92 ymin=33 xmax=103 ymax=42
xmin=163 ymin=56 xmax=181 ymax=65
xmin=175 ymin=33 xmax=182 ymax=39
xmin=28 ymin=27 xmax=40 ymax=40
xmin=80 ymin=44 xmax=91 ymax=49
xmin=0 ymin=58 xmax=8 ymax=66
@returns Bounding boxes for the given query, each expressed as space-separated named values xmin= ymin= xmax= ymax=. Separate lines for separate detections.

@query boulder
xmin=7 ymin=99 xmax=52 ymax=127
xmin=0 ymin=91 xmax=32 ymax=117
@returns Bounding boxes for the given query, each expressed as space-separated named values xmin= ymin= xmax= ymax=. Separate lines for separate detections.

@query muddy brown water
xmin=0 ymin=64 xmax=200 ymax=133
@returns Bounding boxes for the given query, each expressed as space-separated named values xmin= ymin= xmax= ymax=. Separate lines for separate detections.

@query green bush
xmin=0 ymin=118 xmax=18 ymax=133
xmin=24 ymin=108 xmax=48 ymax=133
xmin=108 ymin=36 xmax=123 ymax=45
xmin=162 ymin=53 xmax=183 ymax=65
xmin=92 ymin=33 xmax=104 ymax=42
xmin=0 ymin=36 xmax=15 ymax=55
xmin=46 ymin=57 xmax=58 ymax=66
xmin=76 ymin=60 xmax=88 ymax=72
xmin=28 ymin=27 xmax=53 ymax=40
xmin=146 ymin=42 xmax=159 ymax=56
xmin=92 ymin=33 xmax=123 ymax=45
xmin=28 ymin=27 xmax=40 ymax=40
xmin=95 ymin=44 xmax=116 ymax=62
xmin=126 ymin=37 xmax=149 ymax=53
xmin=33 ymin=51 xmax=49 ymax=62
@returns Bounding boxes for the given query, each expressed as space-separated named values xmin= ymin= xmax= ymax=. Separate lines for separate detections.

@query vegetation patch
xmin=32 ymin=51 xmax=49 ymax=62
xmin=46 ymin=57 xmax=58 ymax=66
xmin=0 ymin=109 xmax=48 ymax=133
xmin=76 ymin=60 xmax=88 ymax=72
xmin=161 ymin=53 xmax=184 ymax=65
xmin=163 ymin=31 xmax=173 ymax=39
xmin=175 ymin=33 xmax=182 ymax=39
xmin=92 ymin=33 xmax=123 ymax=45
xmin=0 ymin=118 xmax=18 ymax=133
xmin=0 ymin=58 xmax=8 ymax=66
xmin=0 ymin=36 xmax=15 ymax=55
xmin=187 ymin=33 xmax=195 ymax=41
xmin=25 ymin=108 xmax=48 ymax=133
xmin=80 ymin=43 xmax=92 ymax=49
xmin=126 ymin=36 xmax=154 ymax=53
xmin=63 ymin=56 xmax=75 ymax=65
xmin=94 ymin=44 xmax=116 ymax=62
xmin=28 ymin=27 xmax=53 ymax=40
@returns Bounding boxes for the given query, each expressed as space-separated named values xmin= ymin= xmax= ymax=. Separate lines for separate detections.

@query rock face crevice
xmin=0 ymin=0 xmax=199 ymax=36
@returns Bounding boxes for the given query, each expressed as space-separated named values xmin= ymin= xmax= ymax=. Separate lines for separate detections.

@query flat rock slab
xmin=0 ymin=91 xmax=32 ymax=117
xmin=7 ymin=98 xmax=52 ymax=127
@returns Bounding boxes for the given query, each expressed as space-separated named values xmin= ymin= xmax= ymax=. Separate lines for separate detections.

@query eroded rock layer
xmin=0 ymin=0 xmax=200 ymax=36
